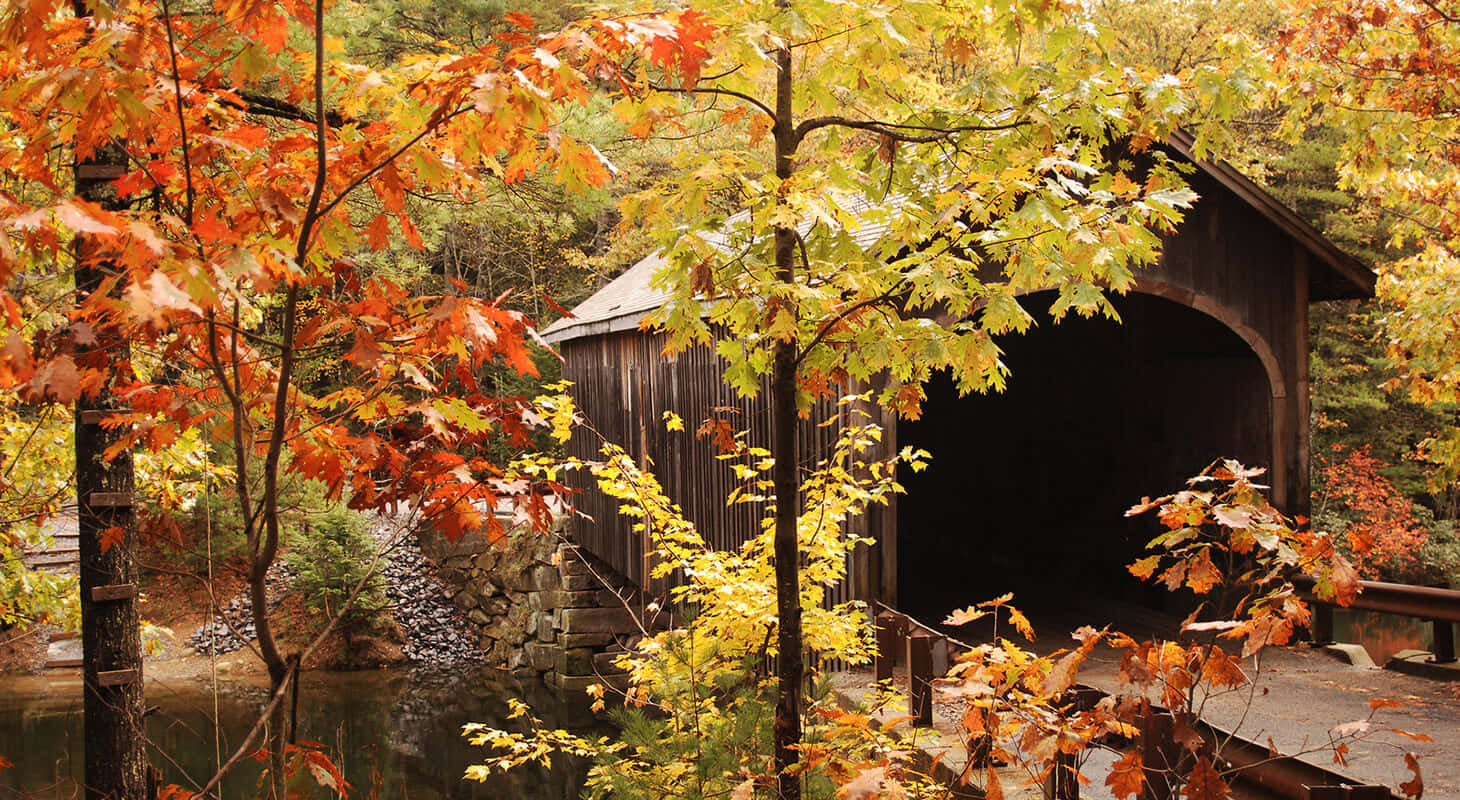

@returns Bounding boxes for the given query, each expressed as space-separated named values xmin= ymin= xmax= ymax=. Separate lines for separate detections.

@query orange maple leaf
xmin=1104 ymin=751 xmax=1144 ymax=798
xmin=98 ymin=525 xmax=125 ymax=554
xmin=1180 ymin=756 xmax=1229 ymax=800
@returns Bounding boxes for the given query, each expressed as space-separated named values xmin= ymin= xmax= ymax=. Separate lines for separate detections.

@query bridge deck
xmin=834 ymin=602 xmax=1458 ymax=799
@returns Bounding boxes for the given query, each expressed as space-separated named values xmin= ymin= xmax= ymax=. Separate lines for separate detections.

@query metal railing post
xmin=908 ymin=629 xmax=935 ymax=727
xmin=1310 ymin=603 xmax=1334 ymax=644
xmin=876 ymin=611 xmax=907 ymax=683
xmin=1433 ymin=619 xmax=1456 ymax=663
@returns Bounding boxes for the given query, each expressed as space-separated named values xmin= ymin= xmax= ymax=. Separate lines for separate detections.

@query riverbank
xmin=0 ymin=511 xmax=483 ymax=678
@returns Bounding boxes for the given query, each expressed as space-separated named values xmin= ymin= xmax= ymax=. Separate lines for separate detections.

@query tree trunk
xmin=75 ymin=136 xmax=149 ymax=800
xmin=770 ymin=32 xmax=804 ymax=800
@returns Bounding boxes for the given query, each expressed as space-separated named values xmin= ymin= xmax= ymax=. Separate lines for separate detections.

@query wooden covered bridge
xmin=541 ymin=144 xmax=1375 ymax=622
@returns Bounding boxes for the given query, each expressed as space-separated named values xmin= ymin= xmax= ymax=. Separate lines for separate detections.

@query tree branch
xmin=794 ymin=287 xmax=903 ymax=368
xmin=1419 ymin=0 xmax=1460 ymax=24
xmin=794 ymin=116 xmax=1027 ymax=146
xmin=647 ymin=82 xmax=777 ymax=123
xmin=160 ymin=0 xmax=196 ymax=226
xmin=309 ymin=106 xmax=472 ymax=235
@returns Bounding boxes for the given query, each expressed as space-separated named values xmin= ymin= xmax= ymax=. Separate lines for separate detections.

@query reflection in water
xmin=1333 ymin=608 xmax=1450 ymax=665
xmin=0 ymin=667 xmax=601 ymax=799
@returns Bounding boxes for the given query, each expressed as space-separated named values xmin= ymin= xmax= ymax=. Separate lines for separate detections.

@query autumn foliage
xmin=1316 ymin=444 xmax=1441 ymax=583
xmin=0 ymin=0 xmax=713 ymax=794
xmin=0 ymin=0 xmax=719 ymax=538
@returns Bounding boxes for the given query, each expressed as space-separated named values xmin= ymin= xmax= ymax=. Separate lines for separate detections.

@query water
xmin=0 ymin=667 xmax=601 ymax=799
xmin=1332 ymin=607 xmax=1454 ymax=664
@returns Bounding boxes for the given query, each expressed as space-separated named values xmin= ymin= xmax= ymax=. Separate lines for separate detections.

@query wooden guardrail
xmin=1296 ymin=576 xmax=1460 ymax=663
xmin=869 ymin=604 xmax=1397 ymax=800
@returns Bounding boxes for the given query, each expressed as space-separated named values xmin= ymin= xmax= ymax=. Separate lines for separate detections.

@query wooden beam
xmin=97 ymin=669 xmax=139 ymax=687
xmin=75 ymin=164 xmax=127 ymax=181
xmin=91 ymin=584 xmax=138 ymax=602
xmin=79 ymin=409 xmax=131 ymax=425
xmin=88 ymin=492 xmax=134 ymax=508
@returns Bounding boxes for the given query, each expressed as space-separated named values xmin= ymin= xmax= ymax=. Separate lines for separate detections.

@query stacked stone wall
xmin=420 ymin=525 xmax=648 ymax=693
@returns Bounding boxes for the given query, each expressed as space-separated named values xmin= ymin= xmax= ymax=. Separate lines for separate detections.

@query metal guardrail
xmin=869 ymin=604 xmax=1398 ymax=800
xmin=1296 ymin=576 xmax=1460 ymax=663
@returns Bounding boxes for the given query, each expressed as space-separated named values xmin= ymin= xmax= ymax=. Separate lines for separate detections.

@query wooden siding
xmin=559 ymin=331 xmax=877 ymax=605
xmin=560 ymin=165 xmax=1342 ymax=607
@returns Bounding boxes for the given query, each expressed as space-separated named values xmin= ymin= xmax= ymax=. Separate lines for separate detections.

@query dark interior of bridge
xmin=895 ymin=291 xmax=1272 ymax=626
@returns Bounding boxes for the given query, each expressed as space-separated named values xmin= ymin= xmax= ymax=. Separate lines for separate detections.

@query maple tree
xmin=0 ymin=0 xmax=712 ymax=796
xmin=598 ymin=0 xmax=1260 ymax=794
xmin=1314 ymin=443 xmax=1459 ymax=584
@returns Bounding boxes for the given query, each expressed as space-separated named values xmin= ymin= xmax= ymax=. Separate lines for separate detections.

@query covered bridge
xmin=542 ymin=144 xmax=1375 ymax=622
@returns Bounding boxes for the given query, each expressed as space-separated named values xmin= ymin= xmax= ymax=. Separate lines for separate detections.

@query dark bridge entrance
xmin=896 ymin=290 xmax=1272 ymax=622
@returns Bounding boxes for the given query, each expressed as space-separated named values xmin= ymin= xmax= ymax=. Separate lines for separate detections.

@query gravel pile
xmin=185 ymin=562 xmax=296 ymax=655
xmin=185 ymin=513 xmax=483 ymax=667
xmin=377 ymin=517 xmax=484 ymax=666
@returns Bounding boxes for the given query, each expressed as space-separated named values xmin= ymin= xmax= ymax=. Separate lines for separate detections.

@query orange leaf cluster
xmin=1316 ymin=444 xmax=1433 ymax=582
xmin=0 ymin=0 xmax=715 ymax=537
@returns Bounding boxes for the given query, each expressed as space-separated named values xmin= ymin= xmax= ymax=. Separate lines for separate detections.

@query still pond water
xmin=0 ymin=667 xmax=599 ymax=799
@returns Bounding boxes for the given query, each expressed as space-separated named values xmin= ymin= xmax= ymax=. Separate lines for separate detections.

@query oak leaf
xmin=1180 ymin=756 xmax=1228 ymax=800
xmin=1104 ymin=751 xmax=1144 ymax=798
xmin=57 ymin=201 xmax=117 ymax=235
xmin=28 ymin=356 xmax=79 ymax=402
xmin=984 ymin=765 xmax=1004 ymax=800
xmin=944 ymin=606 xmax=989 ymax=626
xmin=98 ymin=525 xmax=125 ymax=554
xmin=838 ymin=766 xmax=885 ymax=800
xmin=1401 ymin=752 xmax=1423 ymax=799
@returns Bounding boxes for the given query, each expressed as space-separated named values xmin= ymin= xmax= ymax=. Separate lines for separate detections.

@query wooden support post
xmin=931 ymin=634 xmax=949 ymax=678
xmin=1433 ymin=619 xmax=1456 ymax=664
xmin=1140 ymin=710 xmax=1178 ymax=800
xmin=875 ymin=611 xmax=906 ymax=683
xmin=907 ymin=630 xmax=934 ymax=727
xmin=1311 ymin=603 xmax=1334 ymax=645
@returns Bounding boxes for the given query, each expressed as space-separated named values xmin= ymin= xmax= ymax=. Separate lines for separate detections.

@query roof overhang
xmin=1167 ymin=131 xmax=1375 ymax=300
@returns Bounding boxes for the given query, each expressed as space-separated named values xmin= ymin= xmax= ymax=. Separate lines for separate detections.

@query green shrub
xmin=285 ymin=507 xmax=390 ymax=635
xmin=174 ymin=442 xmax=332 ymax=573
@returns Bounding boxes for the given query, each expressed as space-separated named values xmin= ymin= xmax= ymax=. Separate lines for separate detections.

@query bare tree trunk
xmin=770 ymin=29 xmax=804 ymax=800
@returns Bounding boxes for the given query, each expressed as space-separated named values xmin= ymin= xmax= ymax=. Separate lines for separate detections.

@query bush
xmin=285 ymin=507 xmax=390 ymax=636
xmin=171 ymin=442 xmax=332 ymax=573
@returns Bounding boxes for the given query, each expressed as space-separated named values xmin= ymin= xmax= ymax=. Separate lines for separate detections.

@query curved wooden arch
xmin=1002 ymin=277 xmax=1290 ymax=503
xmin=1124 ymin=277 xmax=1285 ymax=400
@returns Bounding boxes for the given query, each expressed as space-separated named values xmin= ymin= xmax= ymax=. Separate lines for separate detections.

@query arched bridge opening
xmin=895 ymin=289 xmax=1274 ymax=624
